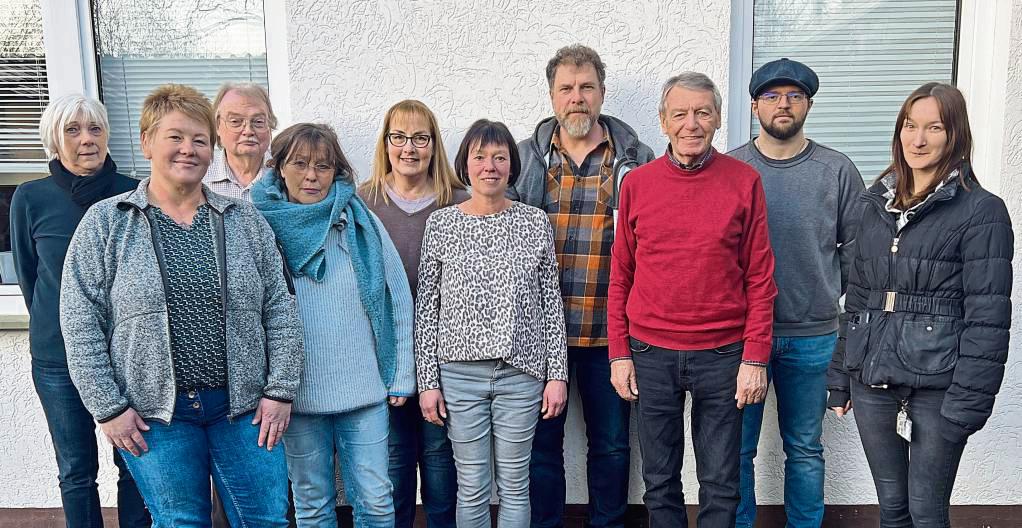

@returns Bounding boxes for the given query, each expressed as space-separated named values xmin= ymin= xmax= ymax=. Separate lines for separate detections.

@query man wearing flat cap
xmin=728 ymin=58 xmax=865 ymax=528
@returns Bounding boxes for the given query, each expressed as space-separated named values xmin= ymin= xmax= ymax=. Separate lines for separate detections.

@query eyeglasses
xmin=286 ymin=160 xmax=334 ymax=175
xmin=387 ymin=133 xmax=432 ymax=148
xmin=757 ymin=91 xmax=808 ymax=105
xmin=221 ymin=115 xmax=270 ymax=131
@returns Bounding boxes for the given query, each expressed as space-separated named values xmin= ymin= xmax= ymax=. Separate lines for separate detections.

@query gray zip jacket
xmin=60 ymin=178 xmax=304 ymax=424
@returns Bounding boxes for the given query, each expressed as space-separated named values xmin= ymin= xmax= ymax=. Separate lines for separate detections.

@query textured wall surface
xmin=4 ymin=0 xmax=1022 ymax=509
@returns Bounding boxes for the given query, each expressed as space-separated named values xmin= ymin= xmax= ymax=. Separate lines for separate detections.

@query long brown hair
xmin=360 ymin=100 xmax=465 ymax=206
xmin=883 ymin=82 xmax=974 ymax=209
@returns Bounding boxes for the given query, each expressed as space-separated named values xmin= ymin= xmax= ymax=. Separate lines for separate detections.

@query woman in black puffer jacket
xmin=827 ymin=83 xmax=1013 ymax=528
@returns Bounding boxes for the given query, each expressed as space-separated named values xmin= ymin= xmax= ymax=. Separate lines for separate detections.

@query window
xmin=745 ymin=0 xmax=959 ymax=180
xmin=91 ymin=0 xmax=269 ymax=178
xmin=0 ymin=0 xmax=48 ymax=178
xmin=0 ymin=0 xmax=47 ymax=257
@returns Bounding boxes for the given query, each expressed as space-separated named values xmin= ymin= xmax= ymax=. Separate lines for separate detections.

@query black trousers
xmin=631 ymin=338 xmax=744 ymax=528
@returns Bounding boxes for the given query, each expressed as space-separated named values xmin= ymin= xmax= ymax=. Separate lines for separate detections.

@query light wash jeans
xmin=283 ymin=402 xmax=394 ymax=528
xmin=737 ymin=332 xmax=837 ymax=528
xmin=118 ymin=389 xmax=289 ymax=528
xmin=440 ymin=360 xmax=543 ymax=528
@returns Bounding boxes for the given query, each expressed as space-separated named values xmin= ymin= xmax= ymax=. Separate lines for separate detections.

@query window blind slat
xmin=752 ymin=0 xmax=957 ymax=180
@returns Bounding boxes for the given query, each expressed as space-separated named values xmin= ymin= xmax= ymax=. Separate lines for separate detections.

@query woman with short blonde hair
xmin=60 ymin=84 xmax=303 ymax=527
xmin=12 ymin=93 xmax=149 ymax=527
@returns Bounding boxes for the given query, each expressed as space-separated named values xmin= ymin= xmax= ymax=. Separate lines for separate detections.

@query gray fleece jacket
xmin=510 ymin=114 xmax=656 ymax=207
xmin=60 ymin=179 xmax=304 ymax=424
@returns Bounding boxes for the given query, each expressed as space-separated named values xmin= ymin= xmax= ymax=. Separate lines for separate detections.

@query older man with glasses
xmin=204 ymin=82 xmax=277 ymax=201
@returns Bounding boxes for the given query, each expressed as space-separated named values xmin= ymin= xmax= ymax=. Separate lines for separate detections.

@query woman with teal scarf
xmin=252 ymin=123 xmax=415 ymax=528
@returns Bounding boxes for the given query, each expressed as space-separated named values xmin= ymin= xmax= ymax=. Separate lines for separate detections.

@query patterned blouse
xmin=150 ymin=205 xmax=228 ymax=391
xmin=414 ymin=202 xmax=568 ymax=391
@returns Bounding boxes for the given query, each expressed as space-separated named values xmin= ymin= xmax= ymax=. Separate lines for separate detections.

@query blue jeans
xmin=389 ymin=395 xmax=457 ymax=528
xmin=441 ymin=360 xmax=544 ymax=528
xmin=284 ymin=403 xmax=394 ymax=528
xmin=850 ymin=382 xmax=966 ymax=528
xmin=530 ymin=346 xmax=631 ymax=528
xmin=118 ymin=389 xmax=289 ymax=528
xmin=631 ymin=338 xmax=744 ymax=528
xmin=737 ymin=332 xmax=836 ymax=528
xmin=32 ymin=361 xmax=150 ymax=528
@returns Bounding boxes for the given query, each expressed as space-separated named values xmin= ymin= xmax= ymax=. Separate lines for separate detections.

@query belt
xmin=865 ymin=291 xmax=963 ymax=318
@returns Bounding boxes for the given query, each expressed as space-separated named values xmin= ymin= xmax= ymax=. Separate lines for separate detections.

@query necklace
xmin=387 ymin=176 xmax=433 ymax=201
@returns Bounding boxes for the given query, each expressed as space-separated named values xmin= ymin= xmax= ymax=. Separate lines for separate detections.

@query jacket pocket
xmin=895 ymin=319 xmax=960 ymax=375
xmin=843 ymin=317 xmax=871 ymax=371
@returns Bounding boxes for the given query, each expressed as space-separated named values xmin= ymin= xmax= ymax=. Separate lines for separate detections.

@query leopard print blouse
xmin=414 ymin=201 xmax=568 ymax=391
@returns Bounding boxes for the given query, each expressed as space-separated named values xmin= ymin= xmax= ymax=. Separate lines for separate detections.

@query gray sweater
xmin=60 ymin=179 xmax=304 ymax=424
xmin=728 ymin=140 xmax=865 ymax=336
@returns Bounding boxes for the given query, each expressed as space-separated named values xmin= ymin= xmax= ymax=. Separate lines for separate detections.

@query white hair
xmin=38 ymin=94 xmax=110 ymax=159
xmin=659 ymin=72 xmax=722 ymax=116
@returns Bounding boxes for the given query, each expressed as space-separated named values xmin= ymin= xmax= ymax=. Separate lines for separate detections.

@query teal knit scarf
xmin=251 ymin=173 xmax=398 ymax=388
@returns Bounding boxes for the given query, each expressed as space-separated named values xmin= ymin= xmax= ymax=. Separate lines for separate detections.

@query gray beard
xmin=559 ymin=113 xmax=595 ymax=138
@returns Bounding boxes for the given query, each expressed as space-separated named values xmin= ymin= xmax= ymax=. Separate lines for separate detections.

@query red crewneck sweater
xmin=608 ymin=151 xmax=777 ymax=363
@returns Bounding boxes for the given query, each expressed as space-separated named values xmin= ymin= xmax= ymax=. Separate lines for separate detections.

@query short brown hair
xmin=884 ymin=82 xmax=974 ymax=209
xmin=545 ymin=44 xmax=606 ymax=90
xmin=139 ymin=84 xmax=216 ymax=146
xmin=268 ymin=123 xmax=355 ymax=184
xmin=454 ymin=119 xmax=521 ymax=187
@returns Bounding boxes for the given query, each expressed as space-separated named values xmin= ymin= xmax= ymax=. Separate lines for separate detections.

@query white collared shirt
xmin=202 ymin=148 xmax=270 ymax=203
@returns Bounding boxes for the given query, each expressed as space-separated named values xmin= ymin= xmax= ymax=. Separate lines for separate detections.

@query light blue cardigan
xmin=291 ymin=215 xmax=415 ymax=414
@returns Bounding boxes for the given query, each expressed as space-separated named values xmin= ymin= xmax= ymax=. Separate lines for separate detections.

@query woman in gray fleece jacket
xmin=59 ymin=84 xmax=303 ymax=527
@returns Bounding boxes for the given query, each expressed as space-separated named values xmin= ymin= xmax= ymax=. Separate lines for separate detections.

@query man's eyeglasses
xmin=221 ymin=115 xmax=270 ymax=131
xmin=387 ymin=133 xmax=432 ymax=148
xmin=757 ymin=91 xmax=808 ymax=105
xmin=287 ymin=160 xmax=334 ymax=175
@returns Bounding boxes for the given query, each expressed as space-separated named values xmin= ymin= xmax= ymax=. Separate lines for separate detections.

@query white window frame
xmin=726 ymin=0 xmax=1009 ymax=193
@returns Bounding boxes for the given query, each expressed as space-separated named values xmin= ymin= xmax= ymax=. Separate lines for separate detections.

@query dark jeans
xmin=389 ymin=395 xmax=458 ymax=528
xmin=631 ymin=339 xmax=743 ymax=528
xmin=850 ymin=381 xmax=967 ymax=528
xmin=530 ymin=346 xmax=631 ymax=528
xmin=32 ymin=362 xmax=151 ymax=528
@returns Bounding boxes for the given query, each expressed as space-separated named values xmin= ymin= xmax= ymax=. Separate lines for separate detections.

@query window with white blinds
xmin=0 ymin=0 xmax=48 ymax=176
xmin=752 ymin=0 xmax=959 ymax=181
xmin=91 ymin=0 xmax=269 ymax=178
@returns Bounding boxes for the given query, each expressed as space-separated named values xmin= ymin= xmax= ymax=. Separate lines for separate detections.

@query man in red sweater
xmin=608 ymin=72 xmax=777 ymax=528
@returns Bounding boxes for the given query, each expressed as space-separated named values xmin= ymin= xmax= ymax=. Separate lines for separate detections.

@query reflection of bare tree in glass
xmin=92 ymin=0 xmax=266 ymax=58
xmin=0 ymin=0 xmax=45 ymax=55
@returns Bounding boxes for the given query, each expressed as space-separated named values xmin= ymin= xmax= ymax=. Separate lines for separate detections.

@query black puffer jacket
xmin=827 ymin=169 xmax=1013 ymax=443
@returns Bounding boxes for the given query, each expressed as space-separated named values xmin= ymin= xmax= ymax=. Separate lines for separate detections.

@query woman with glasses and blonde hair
xmin=358 ymin=99 xmax=468 ymax=528
xmin=827 ymin=82 xmax=1013 ymax=527
xmin=59 ymin=84 xmax=304 ymax=526
xmin=254 ymin=123 xmax=415 ymax=528
xmin=12 ymin=93 xmax=149 ymax=527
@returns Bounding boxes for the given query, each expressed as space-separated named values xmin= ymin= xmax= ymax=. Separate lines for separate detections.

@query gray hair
xmin=212 ymin=82 xmax=278 ymax=130
xmin=545 ymin=44 xmax=607 ymax=90
xmin=659 ymin=72 xmax=722 ymax=116
xmin=38 ymin=94 xmax=110 ymax=160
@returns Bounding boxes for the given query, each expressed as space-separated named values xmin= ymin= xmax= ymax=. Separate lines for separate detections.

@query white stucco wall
xmin=3 ymin=0 xmax=1022 ymax=509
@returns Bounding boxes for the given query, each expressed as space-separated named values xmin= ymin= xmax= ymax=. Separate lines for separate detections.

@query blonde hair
xmin=360 ymin=100 xmax=464 ymax=206
xmin=38 ymin=94 xmax=110 ymax=159
xmin=139 ymin=84 xmax=216 ymax=146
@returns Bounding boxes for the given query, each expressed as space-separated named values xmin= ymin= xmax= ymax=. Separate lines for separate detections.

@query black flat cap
xmin=750 ymin=58 xmax=819 ymax=98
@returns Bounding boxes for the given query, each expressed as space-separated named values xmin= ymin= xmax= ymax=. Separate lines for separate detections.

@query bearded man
xmin=510 ymin=44 xmax=654 ymax=528
xmin=728 ymin=58 xmax=865 ymax=528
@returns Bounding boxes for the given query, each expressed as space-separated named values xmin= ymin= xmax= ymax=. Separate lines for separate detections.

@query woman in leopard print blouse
xmin=414 ymin=119 xmax=568 ymax=528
